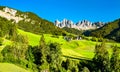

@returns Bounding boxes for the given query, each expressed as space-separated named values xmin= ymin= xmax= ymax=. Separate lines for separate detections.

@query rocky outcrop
xmin=0 ymin=7 xmax=23 ymax=23
xmin=54 ymin=19 xmax=104 ymax=30
xmin=3 ymin=7 xmax=17 ymax=16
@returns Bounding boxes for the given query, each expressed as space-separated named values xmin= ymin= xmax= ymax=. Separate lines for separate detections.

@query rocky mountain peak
xmin=54 ymin=19 xmax=104 ymax=30
xmin=55 ymin=19 xmax=60 ymax=27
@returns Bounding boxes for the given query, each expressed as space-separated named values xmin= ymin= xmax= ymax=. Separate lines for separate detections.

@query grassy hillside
xmin=0 ymin=63 xmax=29 ymax=72
xmin=18 ymin=29 xmax=66 ymax=46
xmin=18 ymin=29 xmax=120 ymax=59
xmin=1 ymin=29 xmax=120 ymax=59
xmin=1 ymin=29 xmax=120 ymax=72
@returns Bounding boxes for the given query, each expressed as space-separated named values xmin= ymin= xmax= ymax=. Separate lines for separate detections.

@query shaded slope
xmin=62 ymin=27 xmax=83 ymax=35
xmin=90 ymin=18 xmax=120 ymax=42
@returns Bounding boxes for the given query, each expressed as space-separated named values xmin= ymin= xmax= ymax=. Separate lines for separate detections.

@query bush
xmin=51 ymin=35 xmax=59 ymax=38
xmin=82 ymin=67 xmax=90 ymax=72
xmin=98 ymin=38 xmax=104 ymax=42
xmin=0 ymin=37 xmax=3 ymax=46
xmin=91 ymin=37 xmax=97 ymax=42
xmin=0 ymin=53 xmax=3 ymax=62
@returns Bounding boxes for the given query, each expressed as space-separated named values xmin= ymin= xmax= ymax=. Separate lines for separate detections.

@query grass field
xmin=18 ymin=29 xmax=95 ymax=58
xmin=18 ymin=29 xmax=66 ymax=46
xmin=18 ymin=29 xmax=120 ymax=59
xmin=1 ymin=29 xmax=120 ymax=72
xmin=0 ymin=63 xmax=29 ymax=72
xmin=1 ymin=29 xmax=120 ymax=59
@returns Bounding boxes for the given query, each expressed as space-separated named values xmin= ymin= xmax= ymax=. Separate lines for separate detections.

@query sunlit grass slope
xmin=18 ymin=29 xmax=66 ymax=46
xmin=18 ymin=29 xmax=120 ymax=59
xmin=0 ymin=63 xmax=29 ymax=72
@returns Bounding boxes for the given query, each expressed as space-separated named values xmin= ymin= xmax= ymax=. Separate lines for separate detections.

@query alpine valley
xmin=0 ymin=6 xmax=120 ymax=72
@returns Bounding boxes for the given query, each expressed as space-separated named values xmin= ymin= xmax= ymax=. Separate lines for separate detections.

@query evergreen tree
xmin=93 ymin=41 xmax=110 ymax=72
xmin=38 ymin=35 xmax=49 ymax=72
xmin=62 ymin=59 xmax=70 ymax=70
xmin=26 ymin=46 xmax=35 ymax=69
xmin=0 ymin=30 xmax=3 ymax=37
xmin=62 ymin=59 xmax=78 ymax=72
xmin=49 ymin=43 xmax=62 ymax=72
xmin=110 ymin=46 xmax=120 ymax=72
xmin=0 ymin=52 xmax=3 ymax=62
xmin=82 ymin=67 xmax=90 ymax=72
xmin=11 ymin=34 xmax=28 ymax=59
xmin=9 ymin=23 xmax=17 ymax=40
xmin=1 ymin=45 xmax=15 ymax=62
xmin=0 ymin=37 xmax=3 ymax=46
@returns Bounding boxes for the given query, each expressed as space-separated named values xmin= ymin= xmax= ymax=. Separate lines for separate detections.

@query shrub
xmin=0 ymin=37 xmax=3 ymax=46
xmin=91 ymin=37 xmax=97 ymax=42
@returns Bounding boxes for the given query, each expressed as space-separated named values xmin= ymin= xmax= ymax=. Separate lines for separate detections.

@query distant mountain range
xmin=55 ymin=19 xmax=104 ymax=30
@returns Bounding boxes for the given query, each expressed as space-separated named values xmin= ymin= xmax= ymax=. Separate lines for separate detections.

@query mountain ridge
xmin=55 ymin=19 xmax=104 ymax=30
xmin=90 ymin=18 xmax=120 ymax=42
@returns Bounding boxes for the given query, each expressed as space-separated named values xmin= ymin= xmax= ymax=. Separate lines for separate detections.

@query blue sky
xmin=0 ymin=0 xmax=120 ymax=23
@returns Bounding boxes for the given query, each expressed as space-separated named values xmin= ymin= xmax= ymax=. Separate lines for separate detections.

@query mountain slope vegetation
xmin=17 ymin=12 xmax=66 ymax=35
xmin=0 ymin=6 xmax=66 ymax=35
xmin=62 ymin=27 xmax=83 ymax=35
xmin=90 ymin=18 xmax=120 ymax=42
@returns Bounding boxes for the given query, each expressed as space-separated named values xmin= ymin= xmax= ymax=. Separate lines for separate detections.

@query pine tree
xmin=82 ymin=67 xmax=90 ymax=72
xmin=39 ymin=35 xmax=49 ymax=72
xmin=9 ymin=23 xmax=17 ymax=40
xmin=26 ymin=46 xmax=35 ymax=69
xmin=110 ymin=46 xmax=120 ymax=72
xmin=11 ymin=34 xmax=28 ymax=59
xmin=93 ymin=41 xmax=110 ymax=72
xmin=0 ymin=37 xmax=3 ymax=46
xmin=49 ymin=43 xmax=62 ymax=72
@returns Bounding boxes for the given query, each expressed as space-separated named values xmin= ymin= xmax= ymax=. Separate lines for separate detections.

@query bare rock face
xmin=92 ymin=22 xmax=104 ymax=28
xmin=0 ymin=7 xmax=24 ymax=23
xmin=54 ymin=19 xmax=104 ymax=30
xmin=3 ymin=7 xmax=17 ymax=16
xmin=55 ymin=20 xmax=61 ymax=27
xmin=0 ymin=7 xmax=34 ymax=24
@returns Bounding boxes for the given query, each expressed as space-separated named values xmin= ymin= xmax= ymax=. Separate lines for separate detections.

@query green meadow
xmin=1 ymin=29 xmax=119 ymax=59
xmin=18 ymin=29 xmax=120 ymax=59
xmin=1 ymin=29 xmax=120 ymax=59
